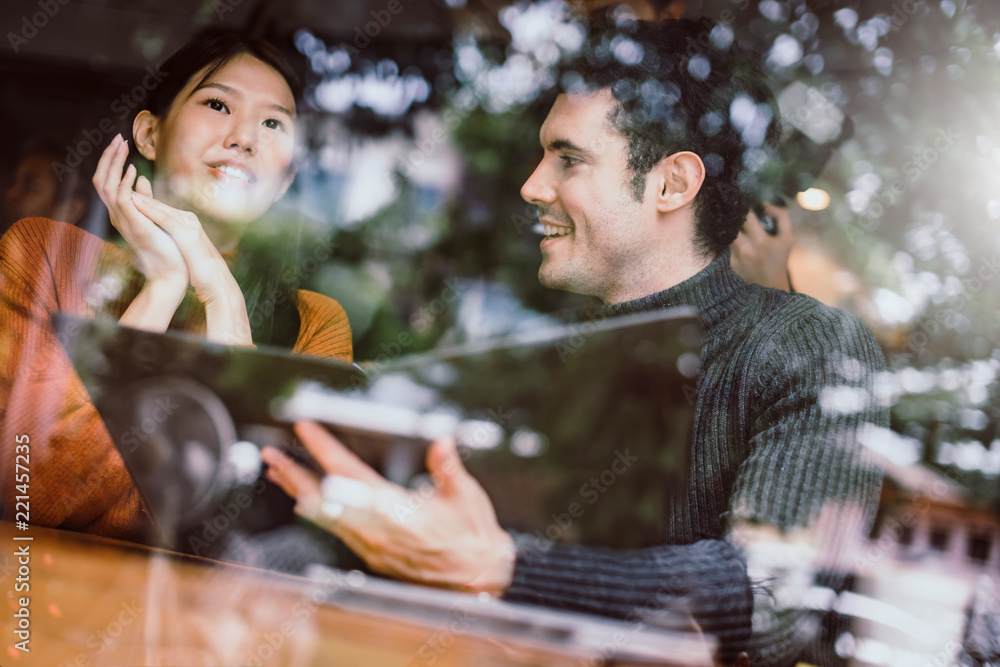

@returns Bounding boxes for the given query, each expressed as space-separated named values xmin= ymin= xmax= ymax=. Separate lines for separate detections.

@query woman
xmin=0 ymin=29 xmax=352 ymax=541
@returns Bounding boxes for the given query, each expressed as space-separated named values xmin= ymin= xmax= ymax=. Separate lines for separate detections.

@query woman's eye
xmin=263 ymin=118 xmax=284 ymax=131
xmin=206 ymin=98 xmax=229 ymax=113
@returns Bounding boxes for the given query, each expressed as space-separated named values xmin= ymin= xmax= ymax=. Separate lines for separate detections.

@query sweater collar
xmin=600 ymin=248 xmax=746 ymax=322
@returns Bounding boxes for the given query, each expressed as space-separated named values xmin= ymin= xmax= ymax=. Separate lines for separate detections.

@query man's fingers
xmin=763 ymin=203 xmax=792 ymax=237
xmin=261 ymin=445 xmax=322 ymax=501
xmin=730 ymin=225 xmax=754 ymax=264
xmin=293 ymin=421 xmax=386 ymax=486
xmin=426 ymin=437 xmax=473 ymax=497
xmin=743 ymin=208 xmax=767 ymax=242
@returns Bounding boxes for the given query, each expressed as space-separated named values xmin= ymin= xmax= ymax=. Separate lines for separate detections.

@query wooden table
xmin=0 ymin=521 xmax=714 ymax=667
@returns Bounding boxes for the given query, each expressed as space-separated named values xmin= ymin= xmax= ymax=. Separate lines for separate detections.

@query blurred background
xmin=3 ymin=0 xmax=1000 ymax=663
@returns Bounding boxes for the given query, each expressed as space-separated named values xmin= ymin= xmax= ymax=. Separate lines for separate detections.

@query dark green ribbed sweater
xmin=503 ymin=249 xmax=887 ymax=665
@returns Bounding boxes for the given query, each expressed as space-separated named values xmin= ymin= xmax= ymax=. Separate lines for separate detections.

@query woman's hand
xmin=130 ymin=192 xmax=253 ymax=346
xmin=262 ymin=422 xmax=516 ymax=595
xmin=130 ymin=192 xmax=233 ymax=304
xmin=93 ymin=134 xmax=188 ymax=289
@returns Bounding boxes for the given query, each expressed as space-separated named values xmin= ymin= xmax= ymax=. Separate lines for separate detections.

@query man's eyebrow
xmin=547 ymin=138 xmax=594 ymax=159
xmin=196 ymin=81 xmax=295 ymax=117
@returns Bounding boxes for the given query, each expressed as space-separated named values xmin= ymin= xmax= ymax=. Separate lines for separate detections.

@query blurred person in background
xmin=2 ymin=139 xmax=90 ymax=235
xmin=730 ymin=202 xmax=795 ymax=291
xmin=0 ymin=29 xmax=353 ymax=542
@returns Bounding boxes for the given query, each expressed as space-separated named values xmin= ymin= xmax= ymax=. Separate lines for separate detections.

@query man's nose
xmin=520 ymin=160 xmax=554 ymax=204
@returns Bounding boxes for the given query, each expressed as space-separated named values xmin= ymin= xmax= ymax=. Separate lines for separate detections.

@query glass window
xmin=967 ymin=531 xmax=992 ymax=564
xmin=929 ymin=525 xmax=950 ymax=552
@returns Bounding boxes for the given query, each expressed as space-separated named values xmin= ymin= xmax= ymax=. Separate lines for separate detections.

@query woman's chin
xmin=195 ymin=195 xmax=270 ymax=228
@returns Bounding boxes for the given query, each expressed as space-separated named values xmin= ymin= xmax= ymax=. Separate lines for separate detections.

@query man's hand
xmin=261 ymin=422 xmax=516 ymax=595
xmin=730 ymin=203 xmax=794 ymax=291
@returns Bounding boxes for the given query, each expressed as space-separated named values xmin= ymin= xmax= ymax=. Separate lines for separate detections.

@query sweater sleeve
xmin=504 ymin=302 xmax=887 ymax=665
xmin=505 ymin=537 xmax=753 ymax=659
xmin=292 ymin=289 xmax=353 ymax=363
xmin=0 ymin=218 xmax=151 ymax=539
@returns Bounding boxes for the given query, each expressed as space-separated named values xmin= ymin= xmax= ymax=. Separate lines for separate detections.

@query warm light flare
xmin=797 ymin=188 xmax=831 ymax=211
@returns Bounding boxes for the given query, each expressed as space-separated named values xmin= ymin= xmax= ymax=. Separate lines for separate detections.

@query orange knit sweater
xmin=0 ymin=217 xmax=352 ymax=541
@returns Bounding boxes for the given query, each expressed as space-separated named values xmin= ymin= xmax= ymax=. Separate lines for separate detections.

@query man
xmin=262 ymin=18 xmax=886 ymax=666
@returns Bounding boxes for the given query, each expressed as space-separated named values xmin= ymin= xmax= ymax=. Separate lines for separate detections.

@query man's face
xmin=520 ymin=90 xmax=657 ymax=303
xmin=3 ymin=153 xmax=61 ymax=229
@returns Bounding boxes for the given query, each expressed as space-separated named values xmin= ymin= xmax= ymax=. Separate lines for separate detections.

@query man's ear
xmin=654 ymin=151 xmax=705 ymax=214
xmin=132 ymin=110 xmax=160 ymax=161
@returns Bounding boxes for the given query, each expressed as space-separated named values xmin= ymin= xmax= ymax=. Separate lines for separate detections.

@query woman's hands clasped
xmin=93 ymin=133 xmax=188 ymax=290
xmin=94 ymin=135 xmax=253 ymax=346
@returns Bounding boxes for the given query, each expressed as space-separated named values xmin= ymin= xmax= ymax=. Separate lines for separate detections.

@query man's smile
xmin=535 ymin=217 xmax=574 ymax=245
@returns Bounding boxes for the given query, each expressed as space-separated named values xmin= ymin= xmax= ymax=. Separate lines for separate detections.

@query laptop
xmin=54 ymin=307 xmax=700 ymax=554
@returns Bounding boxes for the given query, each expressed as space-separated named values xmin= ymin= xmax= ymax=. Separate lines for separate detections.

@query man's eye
xmin=206 ymin=98 xmax=229 ymax=113
xmin=263 ymin=118 xmax=284 ymax=131
xmin=560 ymin=155 xmax=580 ymax=167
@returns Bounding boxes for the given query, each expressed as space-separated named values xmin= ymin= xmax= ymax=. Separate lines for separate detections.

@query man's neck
xmin=601 ymin=248 xmax=713 ymax=305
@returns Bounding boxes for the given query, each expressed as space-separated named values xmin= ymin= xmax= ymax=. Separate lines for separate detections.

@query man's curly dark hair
xmin=559 ymin=16 xmax=782 ymax=257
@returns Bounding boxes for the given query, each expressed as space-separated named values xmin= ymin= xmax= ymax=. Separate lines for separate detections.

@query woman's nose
xmin=225 ymin=119 xmax=258 ymax=155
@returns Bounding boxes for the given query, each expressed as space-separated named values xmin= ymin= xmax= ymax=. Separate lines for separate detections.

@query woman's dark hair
xmin=560 ymin=17 xmax=782 ymax=258
xmin=144 ymin=27 xmax=302 ymax=118
xmin=134 ymin=28 xmax=308 ymax=349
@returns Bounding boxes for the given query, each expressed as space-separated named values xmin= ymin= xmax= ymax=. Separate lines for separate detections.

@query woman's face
xmin=141 ymin=54 xmax=296 ymax=230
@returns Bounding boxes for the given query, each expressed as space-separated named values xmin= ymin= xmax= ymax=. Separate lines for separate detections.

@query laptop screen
xmin=55 ymin=308 xmax=700 ymax=553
